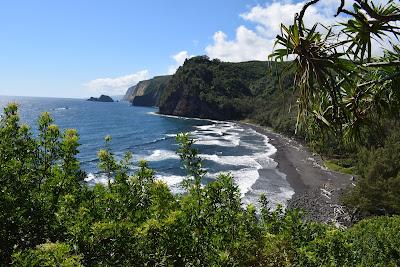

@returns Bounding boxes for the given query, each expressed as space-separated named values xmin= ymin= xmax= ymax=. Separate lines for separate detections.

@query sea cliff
xmin=158 ymin=56 xmax=296 ymax=134
xmin=123 ymin=75 xmax=171 ymax=106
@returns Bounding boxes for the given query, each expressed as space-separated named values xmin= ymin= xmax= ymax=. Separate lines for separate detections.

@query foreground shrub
xmin=12 ymin=243 xmax=83 ymax=267
xmin=1 ymin=104 xmax=400 ymax=266
xmin=344 ymin=132 xmax=400 ymax=215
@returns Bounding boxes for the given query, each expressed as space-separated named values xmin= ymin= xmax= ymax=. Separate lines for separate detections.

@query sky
xmin=0 ymin=0 xmax=392 ymax=98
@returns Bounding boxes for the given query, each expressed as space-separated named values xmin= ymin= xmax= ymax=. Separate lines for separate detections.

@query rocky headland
xmin=123 ymin=75 xmax=171 ymax=106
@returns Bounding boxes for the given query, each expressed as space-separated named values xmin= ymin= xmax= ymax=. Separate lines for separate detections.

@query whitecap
xmin=208 ymin=168 xmax=260 ymax=196
xmin=195 ymin=139 xmax=238 ymax=147
xmin=84 ymin=172 xmax=112 ymax=185
xmin=155 ymin=174 xmax=187 ymax=194
xmin=200 ymin=154 xmax=263 ymax=170
xmin=155 ymin=174 xmax=185 ymax=186
xmin=145 ymin=149 xmax=179 ymax=161
xmin=194 ymin=124 xmax=216 ymax=131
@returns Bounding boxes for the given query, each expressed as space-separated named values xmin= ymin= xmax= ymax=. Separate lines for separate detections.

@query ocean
xmin=0 ymin=96 xmax=294 ymax=207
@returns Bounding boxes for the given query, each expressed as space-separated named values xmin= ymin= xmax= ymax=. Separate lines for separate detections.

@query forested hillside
xmin=158 ymin=56 xmax=297 ymax=133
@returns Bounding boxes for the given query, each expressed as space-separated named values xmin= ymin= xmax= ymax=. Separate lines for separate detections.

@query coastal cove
xmin=0 ymin=96 xmax=350 ymax=216
xmin=1 ymin=96 xmax=295 ymax=208
xmin=2 ymin=0 xmax=400 ymax=264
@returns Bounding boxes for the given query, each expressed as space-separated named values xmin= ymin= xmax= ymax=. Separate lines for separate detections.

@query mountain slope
xmin=158 ymin=56 xmax=295 ymax=132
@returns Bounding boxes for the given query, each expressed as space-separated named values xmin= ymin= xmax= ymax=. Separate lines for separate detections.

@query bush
xmin=1 ymin=103 xmax=400 ymax=266
xmin=12 ymin=243 xmax=83 ymax=267
xmin=344 ymin=132 xmax=400 ymax=215
xmin=346 ymin=216 xmax=400 ymax=266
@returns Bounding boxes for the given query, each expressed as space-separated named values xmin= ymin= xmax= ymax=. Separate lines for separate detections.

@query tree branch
xmin=356 ymin=0 xmax=400 ymax=22
xmin=363 ymin=60 xmax=400 ymax=67
xmin=297 ymin=0 xmax=321 ymax=36
xmin=335 ymin=0 xmax=346 ymax=17
xmin=358 ymin=71 xmax=400 ymax=88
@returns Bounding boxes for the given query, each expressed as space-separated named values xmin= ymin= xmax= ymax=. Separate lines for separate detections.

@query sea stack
xmin=87 ymin=95 xmax=114 ymax=102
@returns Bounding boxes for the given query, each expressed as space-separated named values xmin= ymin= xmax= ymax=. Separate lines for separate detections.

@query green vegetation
xmin=158 ymin=57 xmax=297 ymax=135
xmin=1 ymin=0 xmax=400 ymax=265
xmin=324 ymin=160 xmax=356 ymax=175
xmin=269 ymin=0 xmax=400 ymax=217
xmin=343 ymin=131 xmax=400 ymax=215
xmin=1 ymin=103 xmax=400 ymax=266
xmin=156 ymin=0 xmax=400 ymax=219
xmin=12 ymin=243 xmax=83 ymax=267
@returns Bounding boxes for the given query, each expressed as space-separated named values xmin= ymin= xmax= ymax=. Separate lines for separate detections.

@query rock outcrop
xmin=122 ymin=85 xmax=137 ymax=102
xmin=158 ymin=56 xmax=293 ymax=120
xmin=122 ymin=75 xmax=171 ymax=106
xmin=87 ymin=95 xmax=114 ymax=102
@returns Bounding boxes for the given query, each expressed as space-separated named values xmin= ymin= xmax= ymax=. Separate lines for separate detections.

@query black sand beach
xmin=243 ymin=123 xmax=352 ymax=225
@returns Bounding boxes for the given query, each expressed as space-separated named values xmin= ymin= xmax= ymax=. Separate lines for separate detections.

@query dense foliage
xmin=270 ymin=0 xmax=400 ymax=141
xmin=269 ymin=0 xmax=400 ymax=216
xmin=1 ymin=104 xmax=400 ymax=266
xmin=344 ymin=130 xmax=400 ymax=215
xmin=158 ymin=57 xmax=297 ymax=134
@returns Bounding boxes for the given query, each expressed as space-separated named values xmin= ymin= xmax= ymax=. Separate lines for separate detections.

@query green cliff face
xmin=123 ymin=75 xmax=171 ymax=106
xmin=158 ymin=56 xmax=296 ymax=133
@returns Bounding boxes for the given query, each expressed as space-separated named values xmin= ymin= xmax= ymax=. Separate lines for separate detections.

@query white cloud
xmin=205 ymin=0 xmax=390 ymax=62
xmin=85 ymin=70 xmax=149 ymax=95
xmin=167 ymin=51 xmax=193 ymax=75
xmin=206 ymin=26 xmax=274 ymax=62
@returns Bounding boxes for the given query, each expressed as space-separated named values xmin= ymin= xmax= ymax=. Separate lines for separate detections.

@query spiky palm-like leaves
xmin=270 ymin=0 xmax=400 ymax=142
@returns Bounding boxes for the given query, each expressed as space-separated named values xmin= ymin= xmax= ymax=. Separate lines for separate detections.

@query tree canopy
xmin=270 ymin=0 xmax=400 ymax=143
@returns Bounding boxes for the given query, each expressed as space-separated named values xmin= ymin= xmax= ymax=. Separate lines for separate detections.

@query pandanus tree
xmin=270 ymin=0 xmax=400 ymax=143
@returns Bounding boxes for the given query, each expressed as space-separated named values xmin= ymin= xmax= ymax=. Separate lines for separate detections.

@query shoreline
xmin=241 ymin=122 xmax=352 ymax=225
xmin=152 ymin=111 xmax=353 ymax=224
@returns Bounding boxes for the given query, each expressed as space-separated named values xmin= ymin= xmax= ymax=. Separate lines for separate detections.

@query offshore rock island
xmin=87 ymin=94 xmax=114 ymax=102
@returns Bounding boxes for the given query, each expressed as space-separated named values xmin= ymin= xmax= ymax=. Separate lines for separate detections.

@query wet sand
xmin=241 ymin=122 xmax=352 ymax=224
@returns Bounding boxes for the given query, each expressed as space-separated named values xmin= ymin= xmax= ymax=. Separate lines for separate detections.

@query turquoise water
xmin=0 ymin=96 xmax=293 ymax=206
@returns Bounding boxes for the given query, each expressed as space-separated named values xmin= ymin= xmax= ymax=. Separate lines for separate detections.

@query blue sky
xmin=0 ymin=0 xmax=259 ymax=98
xmin=0 ymin=0 xmax=374 ymax=98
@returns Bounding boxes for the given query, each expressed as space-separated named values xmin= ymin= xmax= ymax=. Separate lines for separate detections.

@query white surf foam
xmin=195 ymin=124 xmax=217 ymax=131
xmin=193 ymin=123 xmax=241 ymax=147
xmin=200 ymin=154 xmax=263 ymax=169
xmin=85 ymin=172 xmax=112 ymax=185
xmin=231 ymin=168 xmax=260 ymax=196
xmin=155 ymin=174 xmax=187 ymax=194
xmin=146 ymin=149 xmax=179 ymax=161
xmin=147 ymin=111 xmax=220 ymax=123
xmin=155 ymin=174 xmax=185 ymax=186
xmin=194 ymin=121 xmax=293 ymax=205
